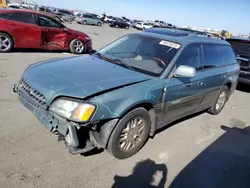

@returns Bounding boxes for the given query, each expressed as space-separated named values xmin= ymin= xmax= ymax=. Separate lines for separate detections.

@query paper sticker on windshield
xmin=159 ymin=40 xmax=181 ymax=49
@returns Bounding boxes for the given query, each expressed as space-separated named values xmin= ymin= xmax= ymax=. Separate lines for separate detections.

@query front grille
xmin=20 ymin=79 xmax=46 ymax=106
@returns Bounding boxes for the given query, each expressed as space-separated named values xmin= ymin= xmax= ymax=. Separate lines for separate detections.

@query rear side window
xmin=217 ymin=45 xmax=237 ymax=66
xmin=175 ymin=45 xmax=203 ymax=70
xmin=11 ymin=12 xmax=36 ymax=24
xmin=203 ymin=44 xmax=222 ymax=69
xmin=0 ymin=13 xmax=10 ymax=20
xmin=83 ymin=15 xmax=91 ymax=18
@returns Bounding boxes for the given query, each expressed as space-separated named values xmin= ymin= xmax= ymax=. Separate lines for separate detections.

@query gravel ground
xmin=1 ymin=23 xmax=250 ymax=188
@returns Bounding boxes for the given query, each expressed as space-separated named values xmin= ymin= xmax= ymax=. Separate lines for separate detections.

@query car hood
xmin=22 ymin=55 xmax=152 ymax=105
xmin=67 ymin=28 xmax=88 ymax=37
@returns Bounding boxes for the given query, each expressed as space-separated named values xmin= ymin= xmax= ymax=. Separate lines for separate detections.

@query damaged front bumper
xmin=14 ymin=83 xmax=96 ymax=155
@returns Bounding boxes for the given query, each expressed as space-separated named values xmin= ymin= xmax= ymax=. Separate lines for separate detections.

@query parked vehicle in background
xmin=135 ymin=22 xmax=153 ymax=30
xmin=74 ymin=13 xmax=83 ymax=22
xmin=0 ymin=9 xmax=92 ymax=54
xmin=77 ymin=14 xmax=102 ymax=26
xmin=121 ymin=16 xmax=132 ymax=25
xmin=8 ymin=4 xmax=21 ymax=9
xmin=14 ymin=27 xmax=239 ymax=159
xmin=109 ymin=18 xmax=129 ymax=28
xmin=131 ymin=20 xmax=143 ymax=28
xmin=226 ymin=37 xmax=250 ymax=85
xmin=38 ymin=8 xmax=63 ymax=23
xmin=153 ymin=20 xmax=167 ymax=27
xmin=217 ymin=30 xmax=232 ymax=39
xmin=56 ymin=12 xmax=73 ymax=22
xmin=54 ymin=9 xmax=74 ymax=22
xmin=105 ymin=15 xmax=114 ymax=23
xmin=166 ymin=23 xmax=175 ymax=29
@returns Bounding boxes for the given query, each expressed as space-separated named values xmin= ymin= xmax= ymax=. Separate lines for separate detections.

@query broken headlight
xmin=49 ymin=98 xmax=95 ymax=122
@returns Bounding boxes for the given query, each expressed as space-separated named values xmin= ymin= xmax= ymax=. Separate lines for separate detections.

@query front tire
xmin=97 ymin=22 xmax=101 ymax=26
xmin=107 ymin=107 xmax=151 ymax=159
xmin=69 ymin=39 xmax=86 ymax=54
xmin=207 ymin=85 xmax=229 ymax=115
xmin=0 ymin=32 xmax=13 ymax=52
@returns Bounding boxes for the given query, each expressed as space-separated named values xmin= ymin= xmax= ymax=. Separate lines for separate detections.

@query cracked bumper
xmin=18 ymin=90 xmax=79 ymax=148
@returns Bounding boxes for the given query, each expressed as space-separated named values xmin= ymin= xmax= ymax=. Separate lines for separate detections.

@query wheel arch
xmin=96 ymin=101 xmax=157 ymax=149
xmin=0 ymin=30 xmax=15 ymax=47
xmin=68 ymin=38 xmax=87 ymax=53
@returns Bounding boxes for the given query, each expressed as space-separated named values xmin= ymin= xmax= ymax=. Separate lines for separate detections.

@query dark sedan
xmin=109 ymin=18 xmax=129 ymax=29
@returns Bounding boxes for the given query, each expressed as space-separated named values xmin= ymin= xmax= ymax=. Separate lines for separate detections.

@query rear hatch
xmin=226 ymin=38 xmax=250 ymax=71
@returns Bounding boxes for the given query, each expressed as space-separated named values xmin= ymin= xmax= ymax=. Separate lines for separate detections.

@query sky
xmin=34 ymin=0 xmax=249 ymax=34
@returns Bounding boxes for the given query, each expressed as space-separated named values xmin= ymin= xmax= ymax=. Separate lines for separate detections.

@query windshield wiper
xmin=93 ymin=53 xmax=135 ymax=71
xmin=111 ymin=58 xmax=135 ymax=71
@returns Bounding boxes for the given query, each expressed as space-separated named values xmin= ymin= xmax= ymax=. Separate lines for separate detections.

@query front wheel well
xmin=120 ymin=102 xmax=154 ymax=117
xmin=120 ymin=102 xmax=156 ymax=136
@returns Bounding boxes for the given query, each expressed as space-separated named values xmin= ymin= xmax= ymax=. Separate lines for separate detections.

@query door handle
xmin=197 ymin=81 xmax=203 ymax=86
xmin=221 ymin=74 xmax=227 ymax=78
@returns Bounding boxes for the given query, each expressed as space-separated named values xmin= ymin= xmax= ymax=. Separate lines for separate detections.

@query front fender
xmin=88 ymin=79 xmax=165 ymax=121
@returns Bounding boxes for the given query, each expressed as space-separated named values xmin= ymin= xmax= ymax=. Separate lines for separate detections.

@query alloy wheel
xmin=0 ymin=35 xmax=11 ymax=52
xmin=215 ymin=91 xmax=226 ymax=110
xmin=119 ymin=117 xmax=145 ymax=151
xmin=74 ymin=40 xmax=84 ymax=53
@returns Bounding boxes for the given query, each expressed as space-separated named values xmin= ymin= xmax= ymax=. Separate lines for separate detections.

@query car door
xmin=7 ymin=12 xmax=41 ymax=48
xmin=86 ymin=15 xmax=95 ymax=24
xmin=37 ymin=14 xmax=68 ymax=50
xmin=161 ymin=44 xmax=205 ymax=124
xmin=199 ymin=44 xmax=228 ymax=107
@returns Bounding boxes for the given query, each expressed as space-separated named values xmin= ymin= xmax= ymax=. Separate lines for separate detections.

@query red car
xmin=0 ymin=9 xmax=92 ymax=54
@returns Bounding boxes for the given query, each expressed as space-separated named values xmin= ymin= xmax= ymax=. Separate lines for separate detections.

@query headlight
xmin=49 ymin=98 xmax=95 ymax=122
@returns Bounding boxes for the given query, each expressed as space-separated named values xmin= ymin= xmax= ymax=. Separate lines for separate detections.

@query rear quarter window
xmin=0 ymin=13 xmax=10 ymax=20
xmin=217 ymin=45 xmax=237 ymax=66
xmin=203 ymin=44 xmax=223 ymax=69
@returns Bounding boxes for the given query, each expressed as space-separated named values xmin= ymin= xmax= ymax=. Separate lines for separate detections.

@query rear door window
xmin=11 ymin=12 xmax=36 ymax=24
xmin=175 ymin=44 xmax=203 ymax=70
xmin=202 ymin=44 xmax=222 ymax=69
xmin=217 ymin=45 xmax=237 ymax=66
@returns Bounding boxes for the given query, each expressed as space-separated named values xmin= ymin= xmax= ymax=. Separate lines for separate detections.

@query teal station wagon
xmin=14 ymin=28 xmax=239 ymax=159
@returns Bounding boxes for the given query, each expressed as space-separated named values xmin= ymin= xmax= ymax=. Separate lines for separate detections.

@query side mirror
xmin=174 ymin=65 xmax=196 ymax=78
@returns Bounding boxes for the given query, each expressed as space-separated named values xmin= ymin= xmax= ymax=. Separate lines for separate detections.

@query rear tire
xmin=207 ymin=85 xmax=229 ymax=115
xmin=0 ymin=32 xmax=13 ymax=52
xmin=97 ymin=22 xmax=101 ymax=26
xmin=107 ymin=107 xmax=151 ymax=159
xmin=83 ymin=20 xmax=87 ymax=25
xmin=69 ymin=39 xmax=86 ymax=54
xmin=115 ymin=25 xmax=119 ymax=28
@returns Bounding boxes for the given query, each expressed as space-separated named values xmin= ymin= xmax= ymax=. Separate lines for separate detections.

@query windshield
xmin=227 ymin=39 xmax=250 ymax=57
xmin=96 ymin=34 xmax=181 ymax=76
